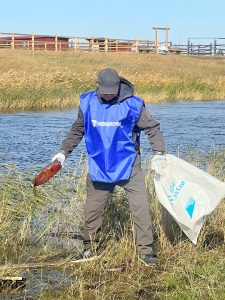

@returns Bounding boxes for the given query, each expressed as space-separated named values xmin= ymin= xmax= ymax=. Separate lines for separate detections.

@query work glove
xmin=51 ymin=152 xmax=66 ymax=167
xmin=151 ymin=154 xmax=168 ymax=176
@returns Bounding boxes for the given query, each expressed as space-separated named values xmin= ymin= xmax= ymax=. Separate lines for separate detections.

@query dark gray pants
xmin=83 ymin=159 xmax=154 ymax=255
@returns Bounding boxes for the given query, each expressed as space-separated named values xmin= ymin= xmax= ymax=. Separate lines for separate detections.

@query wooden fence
xmin=170 ymin=39 xmax=225 ymax=56
xmin=0 ymin=32 xmax=225 ymax=55
xmin=0 ymin=33 xmax=156 ymax=53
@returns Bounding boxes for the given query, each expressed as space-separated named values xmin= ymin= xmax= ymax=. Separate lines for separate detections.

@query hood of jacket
xmin=96 ymin=76 xmax=134 ymax=104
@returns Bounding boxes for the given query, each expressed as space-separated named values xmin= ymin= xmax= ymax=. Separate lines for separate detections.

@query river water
xmin=0 ymin=100 xmax=224 ymax=298
xmin=0 ymin=101 xmax=224 ymax=173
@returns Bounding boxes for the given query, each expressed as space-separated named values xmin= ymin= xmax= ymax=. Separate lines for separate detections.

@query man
xmin=52 ymin=68 xmax=166 ymax=266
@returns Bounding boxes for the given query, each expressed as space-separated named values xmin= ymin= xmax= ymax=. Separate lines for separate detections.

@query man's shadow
xmin=160 ymin=206 xmax=188 ymax=245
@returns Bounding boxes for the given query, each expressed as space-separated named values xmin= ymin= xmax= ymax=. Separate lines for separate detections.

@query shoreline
xmin=0 ymin=98 xmax=225 ymax=114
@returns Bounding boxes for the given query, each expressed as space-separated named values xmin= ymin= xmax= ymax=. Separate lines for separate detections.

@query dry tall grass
xmin=0 ymin=50 xmax=225 ymax=111
xmin=0 ymin=151 xmax=224 ymax=299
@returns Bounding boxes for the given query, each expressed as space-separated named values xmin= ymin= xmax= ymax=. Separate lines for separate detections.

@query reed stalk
xmin=0 ymin=150 xmax=224 ymax=298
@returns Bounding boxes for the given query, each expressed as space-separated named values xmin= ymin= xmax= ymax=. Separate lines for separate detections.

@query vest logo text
xmin=91 ymin=120 xmax=121 ymax=127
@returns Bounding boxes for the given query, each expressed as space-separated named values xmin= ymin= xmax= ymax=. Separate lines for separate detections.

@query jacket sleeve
xmin=137 ymin=105 xmax=166 ymax=154
xmin=60 ymin=107 xmax=84 ymax=156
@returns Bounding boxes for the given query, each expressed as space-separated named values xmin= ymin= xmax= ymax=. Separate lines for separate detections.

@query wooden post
xmin=55 ymin=35 xmax=58 ymax=51
xmin=11 ymin=32 xmax=14 ymax=49
xmin=214 ymin=39 xmax=217 ymax=56
xmin=165 ymin=27 xmax=169 ymax=48
xmin=187 ymin=39 xmax=190 ymax=55
xmin=147 ymin=40 xmax=149 ymax=52
xmin=105 ymin=38 xmax=108 ymax=52
xmin=91 ymin=37 xmax=94 ymax=52
xmin=153 ymin=27 xmax=158 ymax=52
xmin=45 ymin=42 xmax=47 ymax=51
xmin=32 ymin=33 xmax=35 ymax=51
xmin=210 ymin=43 xmax=212 ymax=56
xmin=108 ymin=39 xmax=111 ymax=52
xmin=74 ymin=36 xmax=77 ymax=51
xmin=116 ymin=40 xmax=118 ymax=53
xmin=135 ymin=39 xmax=139 ymax=52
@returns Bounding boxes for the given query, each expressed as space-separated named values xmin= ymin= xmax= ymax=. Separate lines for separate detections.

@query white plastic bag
xmin=153 ymin=154 xmax=225 ymax=244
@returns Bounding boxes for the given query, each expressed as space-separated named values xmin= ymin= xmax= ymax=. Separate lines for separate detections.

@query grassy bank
xmin=0 ymin=151 xmax=224 ymax=299
xmin=0 ymin=50 xmax=225 ymax=112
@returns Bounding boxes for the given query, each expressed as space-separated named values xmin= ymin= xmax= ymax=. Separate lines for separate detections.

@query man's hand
xmin=151 ymin=154 xmax=168 ymax=176
xmin=52 ymin=153 xmax=66 ymax=167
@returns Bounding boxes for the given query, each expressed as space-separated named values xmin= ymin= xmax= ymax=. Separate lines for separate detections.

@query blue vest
xmin=80 ymin=91 xmax=143 ymax=183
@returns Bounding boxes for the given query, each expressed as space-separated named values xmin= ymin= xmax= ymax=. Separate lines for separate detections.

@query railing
xmin=0 ymin=33 xmax=156 ymax=53
xmin=0 ymin=32 xmax=225 ymax=55
xmin=169 ymin=39 xmax=225 ymax=56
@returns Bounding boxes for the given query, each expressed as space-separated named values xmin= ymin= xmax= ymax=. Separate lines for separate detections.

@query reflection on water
xmin=0 ymin=101 xmax=224 ymax=172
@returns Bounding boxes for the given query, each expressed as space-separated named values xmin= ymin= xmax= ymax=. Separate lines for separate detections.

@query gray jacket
xmin=60 ymin=77 xmax=166 ymax=157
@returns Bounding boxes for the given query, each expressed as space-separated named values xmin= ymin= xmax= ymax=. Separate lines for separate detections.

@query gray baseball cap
xmin=97 ymin=68 xmax=120 ymax=94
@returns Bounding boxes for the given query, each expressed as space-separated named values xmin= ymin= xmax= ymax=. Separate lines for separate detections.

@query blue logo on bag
xmin=168 ymin=180 xmax=186 ymax=204
xmin=185 ymin=197 xmax=196 ymax=219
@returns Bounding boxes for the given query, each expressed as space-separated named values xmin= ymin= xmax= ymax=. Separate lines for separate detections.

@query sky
xmin=1 ymin=0 xmax=225 ymax=44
